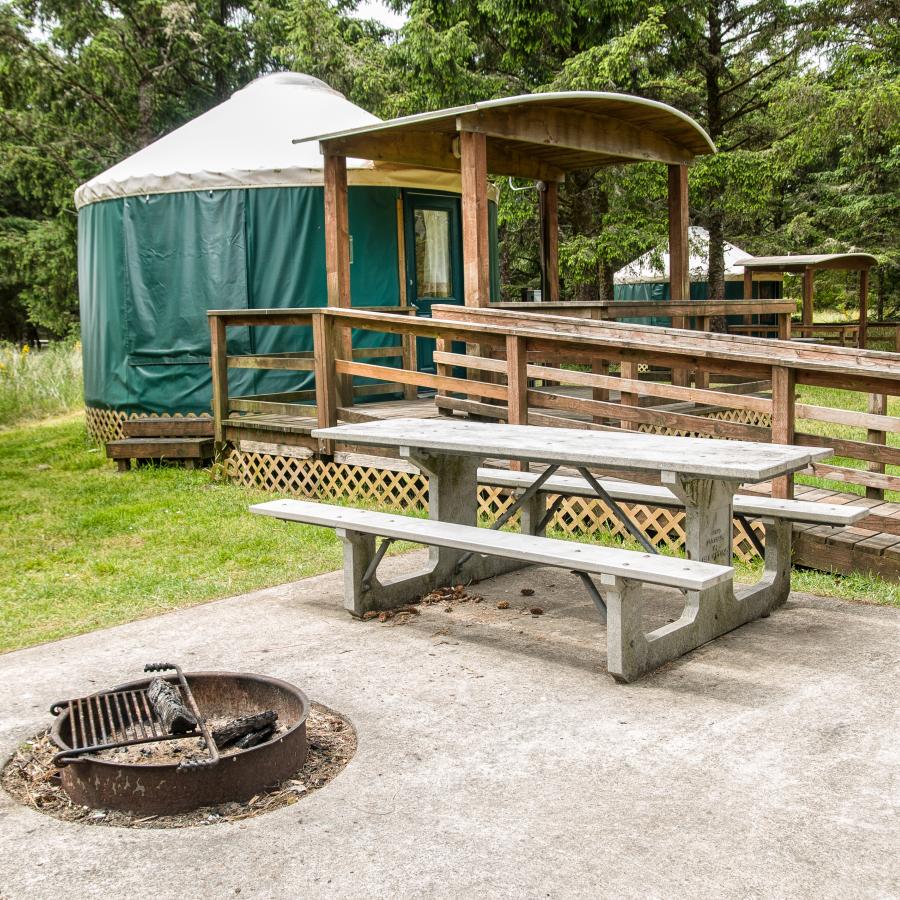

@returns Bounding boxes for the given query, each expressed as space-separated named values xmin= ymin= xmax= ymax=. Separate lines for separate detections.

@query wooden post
xmin=506 ymin=333 xmax=528 ymax=471
xmin=460 ymin=130 xmax=491 ymax=307
xmin=667 ymin=164 xmax=689 ymax=386
xmin=588 ymin=308 xmax=609 ymax=424
xmin=771 ymin=365 xmax=796 ymax=499
xmin=401 ymin=310 xmax=417 ymax=402
xmin=435 ymin=336 xmax=452 ymax=416
xmin=324 ymin=154 xmax=351 ymax=309
xmin=396 ymin=196 xmax=407 ymax=308
xmin=742 ymin=269 xmax=753 ymax=335
xmin=777 ymin=311 xmax=792 ymax=341
xmin=619 ymin=360 xmax=640 ymax=430
xmin=324 ymin=153 xmax=353 ymax=405
xmin=858 ymin=268 xmax=869 ymax=349
xmin=539 ymin=181 xmax=560 ymax=303
xmin=695 ymin=316 xmax=711 ymax=389
xmin=313 ymin=312 xmax=338 ymax=455
xmin=801 ymin=267 xmax=814 ymax=326
xmin=592 ymin=359 xmax=609 ymax=424
xmin=867 ymin=392 xmax=887 ymax=500
xmin=209 ymin=315 xmax=229 ymax=449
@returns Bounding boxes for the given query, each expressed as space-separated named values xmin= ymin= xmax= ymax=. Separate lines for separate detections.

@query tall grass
xmin=0 ymin=341 xmax=83 ymax=427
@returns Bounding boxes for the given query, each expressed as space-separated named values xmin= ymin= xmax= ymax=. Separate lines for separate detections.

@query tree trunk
xmin=599 ymin=261 xmax=615 ymax=301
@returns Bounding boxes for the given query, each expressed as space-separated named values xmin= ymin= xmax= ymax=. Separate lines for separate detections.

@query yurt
xmin=76 ymin=72 xmax=498 ymax=439
xmin=614 ymin=227 xmax=781 ymax=301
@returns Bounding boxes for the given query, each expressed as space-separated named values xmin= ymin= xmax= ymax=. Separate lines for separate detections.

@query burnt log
xmin=147 ymin=678 xmax=198 ymax=734
xmin=211 ymin=710 xmax=278 ymax=749
xmin=234 ymin=725 xmax=277 ymax=750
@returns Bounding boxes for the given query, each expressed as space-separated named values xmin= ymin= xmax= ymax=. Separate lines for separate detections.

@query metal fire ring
xmin=50 ymin=671 xmax=310 ymax=816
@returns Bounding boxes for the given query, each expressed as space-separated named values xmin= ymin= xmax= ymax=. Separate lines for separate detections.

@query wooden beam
xmin=209 ymin=315 xmax=229 ymax=448
xmin=458 ymin=106 xmax=695 ymax=167
xmin=771 ymin=366 xmax=796 ymax=499
xmin=396 ymin=196 xmax=407 ymax=308
xmin=668 ymin=164 xmax=690 ymax=303
xmin=867 ymin=391 xmax=887 ymax=500
xmin=460 ymin=130 xmax=491 ymax=307
xmin=668 ymin=164 xmax=690 ymax=386
xmin=320 ymin=131 xmax=565 ymax=182
xmin=323 ymin=153 xmax=352 ymax=404
xmin=743 ymin=268 xmax=753 ymax=301
xmin=539 ymin=181 xmax=560 ymax=303
xmin=859 ymin=268 xmax=869 ymax=349
xmin=313 ymin=312 xmax=339 ymax=454
xmin=506 ymin=334 xmax=528 ymax=425
xmin=324 ymin=153 xmax=351 ymax=309
xmin=802 ymin=267 xmax=814 ymax=326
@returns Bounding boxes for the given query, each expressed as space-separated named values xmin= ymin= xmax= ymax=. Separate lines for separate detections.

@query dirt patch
xmin=1 ymin=702 xmax=356 ymax=829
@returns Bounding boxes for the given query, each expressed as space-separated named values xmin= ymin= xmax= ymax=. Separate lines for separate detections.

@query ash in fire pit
xmin=1 ymin=663 xmax=356 ymax=824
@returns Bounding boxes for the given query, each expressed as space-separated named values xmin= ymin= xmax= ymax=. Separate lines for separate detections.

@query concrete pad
xmin=1 ymin=553 xmax=898 ymax=900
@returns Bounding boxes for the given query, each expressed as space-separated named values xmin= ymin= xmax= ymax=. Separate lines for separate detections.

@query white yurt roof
xmin=75 ymin=73 xmax=461 ymax=208
xmin=614 ymin=227 xmax=779 ymax=284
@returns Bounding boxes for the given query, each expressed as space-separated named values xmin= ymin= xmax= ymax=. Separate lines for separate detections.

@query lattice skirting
xmin=226 ymin=447 xmax=765 ymax=563
xmin=84 ymin=407 xmax=212 ymax=444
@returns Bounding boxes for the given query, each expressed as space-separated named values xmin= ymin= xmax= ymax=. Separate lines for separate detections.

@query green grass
xmin=1 ymin=409 xmax=896 ymax=656
xmin=0 ymin=341 xmax=83 ymax=427
xmin=794 ymin=384 xmax=900 ymax=501
xmin=0 ymin=414 xmax=346 ymax=653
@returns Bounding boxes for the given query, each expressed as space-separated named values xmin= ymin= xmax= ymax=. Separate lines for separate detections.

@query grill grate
xmin=50 ymin=662 xmax=219 ymax=771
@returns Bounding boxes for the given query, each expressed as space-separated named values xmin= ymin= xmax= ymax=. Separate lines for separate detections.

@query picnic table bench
xmin=252 ymin=419 xmax=867 ymax=681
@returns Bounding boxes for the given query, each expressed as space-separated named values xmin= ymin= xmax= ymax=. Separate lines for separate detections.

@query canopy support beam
xmin=859 ymin=268 xmax=869 ymax=349
xmin=323 ymin=152 xmax=352 ymax=404
xmin=802 ymin=267 xmax=814 ymax=326
xmin=539 ymin=181 xmax=560 ymax=303
xmin=460 ymin=130 xmax=491 ymax=307
xmin=668 ymin=163 xmax=690 ymax=386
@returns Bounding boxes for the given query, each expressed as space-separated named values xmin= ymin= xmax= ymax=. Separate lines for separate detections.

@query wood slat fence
xmin=207 ymin=304 xmax=900 ymax=501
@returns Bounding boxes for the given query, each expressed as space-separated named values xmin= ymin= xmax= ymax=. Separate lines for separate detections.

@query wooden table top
xmin=313 ymin=418 xmax=831 ymax=482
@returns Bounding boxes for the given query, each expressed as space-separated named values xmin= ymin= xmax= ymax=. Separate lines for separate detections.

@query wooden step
xmin=123 ymin=416 xmax=214 ymax=438
xmin=106 ymin=437 xmax=214 ymax=472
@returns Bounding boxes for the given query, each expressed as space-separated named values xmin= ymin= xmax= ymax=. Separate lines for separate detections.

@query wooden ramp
xmin=224 ymin=394 xmax=900 ymax=581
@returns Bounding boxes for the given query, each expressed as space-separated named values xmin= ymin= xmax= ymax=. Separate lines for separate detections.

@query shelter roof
xmin=75 ymin=73 xmax=461 ymax=208
xmin=306 ymin=92 xmax=716 ymax=182
xmin=735 ymin=253 xmax=878 ymax=273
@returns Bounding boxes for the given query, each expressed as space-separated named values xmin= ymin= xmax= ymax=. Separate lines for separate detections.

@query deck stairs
xmin=105 ymin=417 xmax=214 ymax=471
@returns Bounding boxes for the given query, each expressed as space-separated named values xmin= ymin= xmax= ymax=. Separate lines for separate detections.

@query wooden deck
xmin=225 ymin=394 xmax=900 ymax=581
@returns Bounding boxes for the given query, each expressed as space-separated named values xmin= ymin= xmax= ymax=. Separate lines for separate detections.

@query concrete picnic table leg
xmin=603 ymin=472 xmax=792 ymax=682
xmin=339 ymin=449 xmax=527 ymax=617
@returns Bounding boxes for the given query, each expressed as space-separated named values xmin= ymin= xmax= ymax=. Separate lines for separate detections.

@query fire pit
xmin=49 ymin=667 xmax=309 ymax=816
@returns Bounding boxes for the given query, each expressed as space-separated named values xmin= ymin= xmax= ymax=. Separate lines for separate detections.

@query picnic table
xmin=281 ymin=418 xmax=831 ymax=679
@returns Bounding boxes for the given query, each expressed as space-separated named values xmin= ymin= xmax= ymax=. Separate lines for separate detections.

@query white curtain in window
xmin=421 ymin=209 xmax=451 ymax=297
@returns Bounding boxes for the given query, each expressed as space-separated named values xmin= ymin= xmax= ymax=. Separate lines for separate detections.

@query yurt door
xmin=403 ymin=193 xmax=463 ymax=373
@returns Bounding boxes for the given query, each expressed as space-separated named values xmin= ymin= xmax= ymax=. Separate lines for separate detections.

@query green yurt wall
xmin=76 ymin=73 xmax=485 ymax=423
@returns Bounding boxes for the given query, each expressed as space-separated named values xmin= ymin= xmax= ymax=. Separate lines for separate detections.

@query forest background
xmin=0 ymin=0 xmax=897 ymax=341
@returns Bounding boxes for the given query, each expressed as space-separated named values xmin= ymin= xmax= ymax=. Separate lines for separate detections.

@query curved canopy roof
xmin=736 ymin=253 xmax=878 ymax=273
xmin=308 ymin=92 xmax=716 ymax=181
xmin=75 ymin=73 xmax=461 ymax=209
xmin=615 ymin=227 xmax=781 ymax=284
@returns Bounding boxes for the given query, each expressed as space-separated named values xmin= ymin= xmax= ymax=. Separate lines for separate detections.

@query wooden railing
xmin=492 ymin=299 xmax=795 ymax=339
xmin=207 ymin=304 xmax=900 ymax=501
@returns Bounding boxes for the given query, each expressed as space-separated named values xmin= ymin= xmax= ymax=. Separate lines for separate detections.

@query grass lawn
xmin=0 ymin=414 xmax=345 ymax=653
xmin=2 ymin=411 xmax=897 ymax=656
xmin=795 ymin=384 xmax=900 ymax=501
